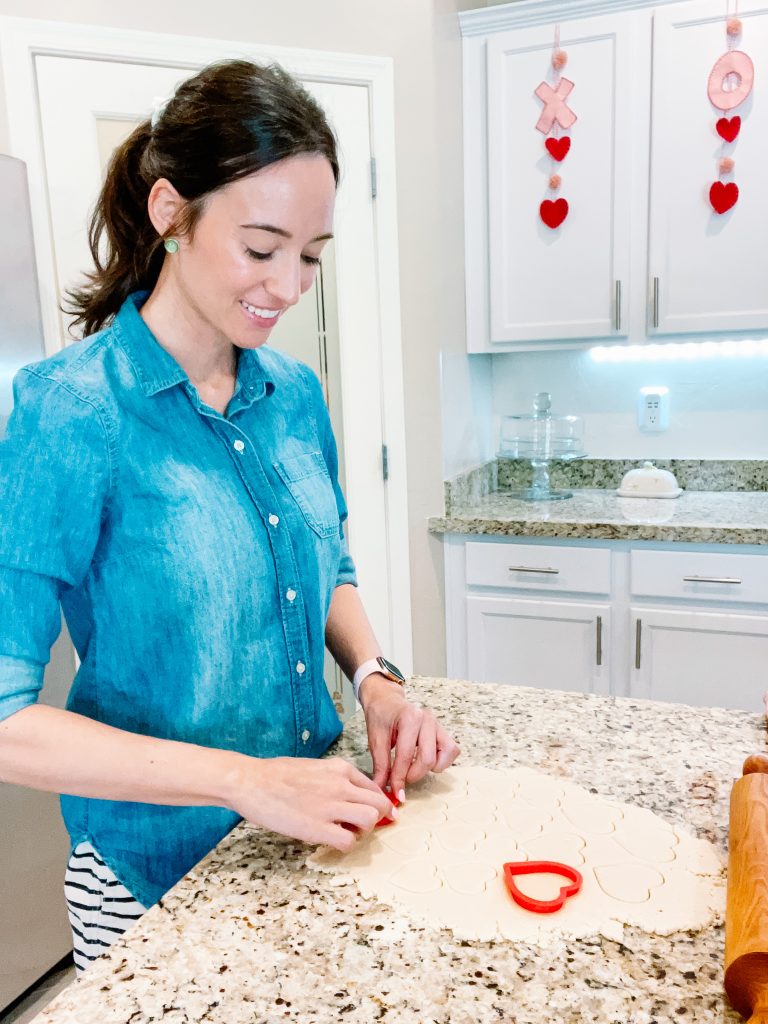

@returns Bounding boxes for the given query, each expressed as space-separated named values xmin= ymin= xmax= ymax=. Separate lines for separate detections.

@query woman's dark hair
xmin=66 ymin=60 xmax=339 ymax=337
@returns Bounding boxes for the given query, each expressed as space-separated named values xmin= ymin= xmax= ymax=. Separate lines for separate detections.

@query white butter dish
xmin=617 ymin=461 xmax=683 ymax=499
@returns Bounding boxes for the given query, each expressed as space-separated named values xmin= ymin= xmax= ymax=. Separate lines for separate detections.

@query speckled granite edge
xmin=497 ymin=459 xmax=768 ymax=492
xmin=427 ymin=513 xmax=768 ymax=545
xmin=445 ymin=460 xmax=497 ymax=516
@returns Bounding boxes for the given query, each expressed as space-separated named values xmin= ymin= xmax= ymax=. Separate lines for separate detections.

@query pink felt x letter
xmin=535 ymin=78 xmax=577 ymax=134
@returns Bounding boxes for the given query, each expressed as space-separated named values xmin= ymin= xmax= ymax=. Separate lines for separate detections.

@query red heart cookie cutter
xmin=375 ymin=792 xmax=401 ymax=828
xmin=503 ymin=860 xmax=583 ymax=914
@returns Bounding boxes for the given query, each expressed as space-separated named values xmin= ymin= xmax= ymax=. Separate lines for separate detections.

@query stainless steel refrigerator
xmin=0 ymin=155 xmax=74 ymax=1009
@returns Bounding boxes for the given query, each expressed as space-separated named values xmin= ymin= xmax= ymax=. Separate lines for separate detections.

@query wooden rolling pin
xmin=725 ymin=754 xmax=768 ymax=1022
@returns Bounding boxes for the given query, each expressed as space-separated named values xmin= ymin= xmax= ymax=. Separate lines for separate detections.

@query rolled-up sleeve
xmin=302 ymin=366 xmax=358 ymax=589
xmin=0 ymin=368 xmax=112 ymax=722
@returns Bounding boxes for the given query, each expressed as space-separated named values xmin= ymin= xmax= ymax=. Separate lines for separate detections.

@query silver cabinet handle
xmin=614 ymin=280 xmax=622 ymax=332
xmin=682 ymin=575 xmax=742 ymax=585
xmin=652 ymin=277 xmax=660 ymax=329
xmin=507 ymin=566 xmax=560 ymax=575
xmin=635 ymin=619 xmax=642 ymax=670
xmin=596 ymin=615 xmax=603 ymax=667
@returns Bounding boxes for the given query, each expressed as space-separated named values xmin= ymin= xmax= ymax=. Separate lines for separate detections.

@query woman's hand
xmin=226 ymin=755 xmax=393 ymax=852
xmin=359 ymin=675 xmax=461 ymax=798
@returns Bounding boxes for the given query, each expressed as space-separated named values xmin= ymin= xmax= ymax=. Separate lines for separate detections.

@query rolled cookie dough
xmin=307 ymin=766 xmax=725 ymax=944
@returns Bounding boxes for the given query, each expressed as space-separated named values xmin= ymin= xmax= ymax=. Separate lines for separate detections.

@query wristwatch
xmin=352 ymin=656 xmax=406 ymax=701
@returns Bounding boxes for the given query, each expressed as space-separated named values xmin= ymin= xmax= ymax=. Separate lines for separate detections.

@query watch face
xmin=377 ymin=656 xmax=406 ymax=683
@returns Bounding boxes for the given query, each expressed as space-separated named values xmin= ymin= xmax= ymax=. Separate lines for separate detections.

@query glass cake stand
xmin=498 ymin=393 xmax=586 ymax=501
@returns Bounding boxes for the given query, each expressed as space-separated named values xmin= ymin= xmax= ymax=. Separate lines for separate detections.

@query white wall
xmin=491 ymin=348 xmax=768 ymax=460
xmin=0 ymin=0 xmax=479 ymax=675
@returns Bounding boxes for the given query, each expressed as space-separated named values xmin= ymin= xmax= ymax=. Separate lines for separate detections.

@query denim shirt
xmin=0 ymin=291 xmax=356 ymax=907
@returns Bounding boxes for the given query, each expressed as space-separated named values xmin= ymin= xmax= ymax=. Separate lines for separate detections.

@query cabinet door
xmin=649 ymin=0 xmax=768 ymax=334
xmin=486 ymin=14 xmax=634 ymax=342
xmin=631 ymin=606 xmax=768 ymax=711
xmin=466 ymin=595 xmax=609 ymax=694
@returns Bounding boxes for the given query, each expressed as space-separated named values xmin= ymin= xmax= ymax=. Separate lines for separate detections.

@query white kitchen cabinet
xmin=467 ymin=595 xmax=609 ymax=694
xmin=648 ymin=0 xmax=768 ymax=334
xmin=461 ymin=0 xmax=768 ymax=349
xmin=485 ymin=15 xmax=633 ymax=343
xmin=630 ymin=607 xmax=768 ymax=710
xmin=445 ymin=533 xmax=768 ymax=711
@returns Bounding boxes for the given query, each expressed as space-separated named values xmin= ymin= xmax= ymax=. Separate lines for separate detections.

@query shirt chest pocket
xmin=274 ymin=452 xmax=340 ymax=540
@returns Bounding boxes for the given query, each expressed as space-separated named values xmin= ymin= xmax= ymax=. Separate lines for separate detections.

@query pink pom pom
xmin=552 ymin=49 xmax=568 ymax=71
xmin=719 ymin=156 xmax=735 ymax=174
xmin=549 ymin=174 xmax=562 ymax=190
xmin=727 ymin=17 xmax=742 ymax=36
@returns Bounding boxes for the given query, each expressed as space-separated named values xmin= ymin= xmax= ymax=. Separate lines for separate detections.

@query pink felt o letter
xmin=535 ymin=78 xmax=577 ymax=134
xmin=707 ymin=50 xmax=754 ymax=111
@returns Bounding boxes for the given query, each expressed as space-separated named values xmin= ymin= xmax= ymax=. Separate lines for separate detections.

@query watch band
xmin=352 ymin=656 xmax=405 ymax=701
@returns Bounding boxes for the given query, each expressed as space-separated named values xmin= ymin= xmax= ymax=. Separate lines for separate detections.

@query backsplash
xmin=444 ymin=459 xmax=768 ymax=515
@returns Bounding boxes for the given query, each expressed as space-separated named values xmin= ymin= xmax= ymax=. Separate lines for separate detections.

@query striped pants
xmin=64 ymin=841 xmax=147 ymax=974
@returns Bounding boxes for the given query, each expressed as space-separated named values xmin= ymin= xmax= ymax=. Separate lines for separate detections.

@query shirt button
xmin=296 ymin=661 xmax=306 ymax=675
xmin=268 ymin=514 xmax=280 ymax=526
xmin=233 ymin=439 xmax=245 ymax=452
xmin=301 ymin=729 xmax=310 ymax=743
xmin=286 ymin=589 xmax=297 ymax=602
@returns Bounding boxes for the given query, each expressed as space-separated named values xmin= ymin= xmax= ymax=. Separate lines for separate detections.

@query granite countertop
xmin=428 ymin=487 xmax=768 ymax=544
xmin=33 ymin=676 xmax=763 ymax=1024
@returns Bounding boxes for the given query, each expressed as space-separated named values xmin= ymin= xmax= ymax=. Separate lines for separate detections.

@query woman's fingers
xmin=433 ymin=725 xmax=461 ymax=773
xmin=405 ymin=713 xmax=438 ymax=785
xmin=367 ymin=728 xmax=394 ymax=791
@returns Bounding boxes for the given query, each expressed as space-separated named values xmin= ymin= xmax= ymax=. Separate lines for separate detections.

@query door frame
xmin=0 ymin=16 xmax=413 ymax=673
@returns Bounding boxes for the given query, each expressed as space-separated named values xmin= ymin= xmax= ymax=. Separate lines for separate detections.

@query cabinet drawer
xmin=466 ymin=542 xmax=611 ymax=595
xmin=631 ymin=550 xmax=768 ymax=605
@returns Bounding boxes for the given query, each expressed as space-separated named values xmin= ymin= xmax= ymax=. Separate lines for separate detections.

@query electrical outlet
xmin=638 ymin=387 xmax=669 ymax=433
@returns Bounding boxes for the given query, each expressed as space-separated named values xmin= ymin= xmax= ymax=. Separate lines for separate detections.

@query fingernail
xmin=390 ymin=806 xmax=399 ymax=820
xmin=398 ymin=789 xmax=406 ymax=803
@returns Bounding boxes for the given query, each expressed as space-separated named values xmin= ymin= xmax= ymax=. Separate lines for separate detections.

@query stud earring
xmin=163 ymin=237 xmax=180 ymax=254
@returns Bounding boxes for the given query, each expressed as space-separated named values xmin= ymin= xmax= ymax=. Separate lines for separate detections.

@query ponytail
xmin=66 ymin=121 xmax=166 ymax=338
xmin=64 ymin=60 xmax=339 ymax=338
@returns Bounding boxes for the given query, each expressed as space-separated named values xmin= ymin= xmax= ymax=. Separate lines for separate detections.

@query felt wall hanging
xmin=535 ymin=25 xmax=575 ymax=229
xmin=707 ymin=2 xmax=753 ymax=214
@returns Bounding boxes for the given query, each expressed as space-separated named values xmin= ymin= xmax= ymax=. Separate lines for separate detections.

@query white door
xmin=485 ymin=13 xmax=634 ymax=343
xmin=32 ymin=57 xmax=391 ymax=714
xmin=630 ymin=606 xmax=768 ymax=711
xmin=649 ymin=0 xmax=768 ymax=334
xmin=466 ymin=595 xmax=610 ymax=694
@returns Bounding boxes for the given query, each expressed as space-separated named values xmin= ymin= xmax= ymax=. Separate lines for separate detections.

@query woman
xmin=0 ymin=60 xmax=459 ymax=973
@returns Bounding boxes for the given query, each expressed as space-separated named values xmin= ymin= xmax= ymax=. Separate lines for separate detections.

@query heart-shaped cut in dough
xmin=523 ymin=832 xmax=587 ymax=867
xmin=431 ymin=822 xmax=481 ymax=855
xmin=561 ymin=798 xmax=621 ymax=835
xmin=443 ymin=861 xmax=498 ymax=896
xmin=499 ymin=801 xmax=553 ymax=838
xmin=379 ymin=826 xmax=430 ymax=858
xmin=593 ymin=863 xmax=665 ymax=904
xmin=388 ymin=859 xmax=442 ymax=894
xmin=613 ymin=826 xmax=678 ymax=864
xmin=452 ymin=798 xmax=498 ymax=826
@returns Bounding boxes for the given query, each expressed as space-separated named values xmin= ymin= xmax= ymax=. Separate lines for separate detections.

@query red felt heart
xmin=710 ymin=180 xmax=739 ymax=214
xmin=539 ymin=197 xmax=569 ymax=229
xmin=503 ymin=860 xmax=583 ymax=914
xmin=716 ymin=115 xmax=741 ymax=142
xmin=545 ymin=136 xmax=571 ymax=161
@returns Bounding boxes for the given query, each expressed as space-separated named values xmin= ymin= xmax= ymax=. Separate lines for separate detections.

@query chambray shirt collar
xmin=114 ymin=290 xmax=275 ymax=400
